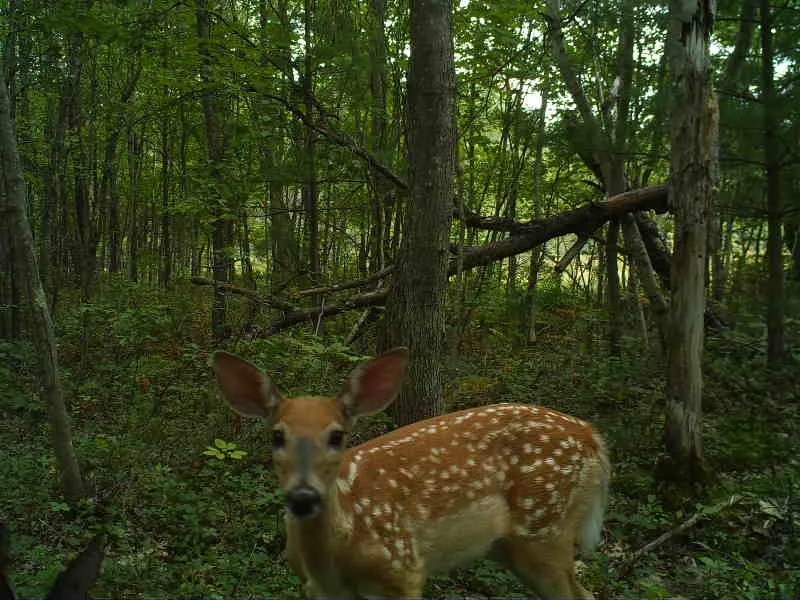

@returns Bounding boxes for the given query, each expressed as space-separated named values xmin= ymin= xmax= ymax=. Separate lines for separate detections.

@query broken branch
xmin=296 ymin=266 xmax=394 ymax=297
xmin=190 ymin=277 xmax=298 ymax=312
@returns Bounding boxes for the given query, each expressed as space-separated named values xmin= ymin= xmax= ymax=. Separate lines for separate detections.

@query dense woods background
xmin=0 ymin=0 xmax=798 ymax=597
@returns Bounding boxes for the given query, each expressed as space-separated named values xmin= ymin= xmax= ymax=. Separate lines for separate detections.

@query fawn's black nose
xmin=285 ymin=485 xmax=322 ymax=519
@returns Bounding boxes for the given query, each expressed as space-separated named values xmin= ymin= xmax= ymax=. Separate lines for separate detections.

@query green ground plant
xmin=0 ymin=280 xmax=798 ymax=598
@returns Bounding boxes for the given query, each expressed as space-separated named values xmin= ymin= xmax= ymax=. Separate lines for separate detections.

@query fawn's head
xmin=212 ymin=348 xmax=409 ymax=519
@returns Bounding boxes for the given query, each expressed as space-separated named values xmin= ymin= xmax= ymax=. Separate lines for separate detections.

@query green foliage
xmin=203 ymin=438 xmax=248 ymax=461
xmin=237 ymin=332 xmax=368 ymax=396
xmin=2 ymin=0 xmax=799 ymax=594
xmin=5 ymin=283 xmax=797 ymax=597
xmin=0 ymin=340 xmax=38 ymax=414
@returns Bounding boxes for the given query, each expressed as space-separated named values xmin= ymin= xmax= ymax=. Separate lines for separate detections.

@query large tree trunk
xmin=0 ymin=60 xmax=85 ymax=503
xmin=368 ymin=0 xmax=391 ymax=274
xmin=159 ymin=113 xmax=172 ymax=287
xmin=761 ymin=0 xmax=785 ymax=366
xmin=42 ymin=29 xmax=84 ymax=298
xmin=302 ymin=0 xmax=320 ymax=290
xmin=257 ymin=0 xmax=296 ymax=291
xmin=382 ymin=0 xmax=455 ymax=426
xmin=526 ymin=89 xmax=548 ymax=344
xmin=661 ymin=0 xmax=718 ymax=491
xmin=1 ymin=0 xmax=22 ymax=340
xmin=604 ymin=0 xmax=635 ymax=356
xmin=197 ymin=0 xmax=231 ymax=341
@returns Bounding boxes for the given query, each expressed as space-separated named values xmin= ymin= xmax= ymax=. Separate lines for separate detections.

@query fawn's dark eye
xmin=271 ymin=429 xmax=286 ymax=449
xmin=328 ymin=430 xmax=345 ymax=450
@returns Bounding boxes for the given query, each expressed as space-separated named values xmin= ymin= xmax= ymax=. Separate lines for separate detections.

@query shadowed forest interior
xmin=0 ymin=0 xmax=798 ymax=598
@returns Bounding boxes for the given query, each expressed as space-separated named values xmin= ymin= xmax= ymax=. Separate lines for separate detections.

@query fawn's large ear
xmin=212 ymin=351 xmax=282 ymax=419
xmin=339 ymin=348 xmax=409 ymax=420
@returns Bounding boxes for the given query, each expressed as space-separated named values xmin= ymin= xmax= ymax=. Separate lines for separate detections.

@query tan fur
xmin=278 ymin=402 xmax=608 ymax=599
xmin=213 ymin=350 xmax=609 ymax=599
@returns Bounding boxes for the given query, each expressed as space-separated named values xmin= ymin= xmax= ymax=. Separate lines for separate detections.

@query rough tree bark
xmin=302 ymin=0 xmax=320 ymax=289
xmin=367 ymin=0 xmax=392 ymax=274
xmin=197 ymin=0 xmax=232 ymax=341
xmin=42 ymin=27 xmax=84 ymax=298
xmin=761 ymin=0 xmax=785 ymax=365
xmin=661 ymin=0 xmax=718 ymax=491
xmin=0 ymin=60 xmax=85 ymax=503
xmin=382 ymin=0 xmax=456 ymax=426
xmin=527 ymin=89 xmax=548 ymax=343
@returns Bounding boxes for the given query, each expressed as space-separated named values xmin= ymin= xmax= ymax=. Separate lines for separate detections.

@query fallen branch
xmin=635 ymin=211 xmax=672 ymax=287
xmin=261 ymin=289 xmax=390 ymax=335
xmin=261 ymin=91 xmax=409 ymax=193
xmin=617 ymin=495 xmax=742 ymax=577
xmin=296 ymin=266 xmax=394 ymax=297
xmin=192 ymin=185 xmax=671 ymax=336
xmin=455 ymin=185 xmax=668 ymax=273
xmin=190 ymin=277 xmax=298 ymax=312
xmin=346 ymin=307 xmax=384 ymax=345
xmin=619 ymin=512 xmax=705 ymax=576
xmin=459 ymin=184 xmax=667 ymax=235
xmin=554 ymin=236 xmax=590 ymax=274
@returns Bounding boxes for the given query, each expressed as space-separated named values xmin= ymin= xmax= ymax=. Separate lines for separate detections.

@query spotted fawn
xmin=212 ymin=348 xmax=610 ymax=599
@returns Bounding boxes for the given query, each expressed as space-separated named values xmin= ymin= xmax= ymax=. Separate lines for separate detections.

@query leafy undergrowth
xmin=0 ymin=280 xmax=798 ymax=598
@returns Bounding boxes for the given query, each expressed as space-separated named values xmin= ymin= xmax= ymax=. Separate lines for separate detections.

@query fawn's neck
xmin=287 ymin=483 xmax=351 ymax=592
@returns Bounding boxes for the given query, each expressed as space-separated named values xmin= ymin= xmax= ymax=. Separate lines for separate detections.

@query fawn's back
xmin=334 ymin=403 xmax=608 ymax=586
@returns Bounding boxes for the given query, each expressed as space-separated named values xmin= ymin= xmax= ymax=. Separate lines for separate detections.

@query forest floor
xmin=1 ymin=279 xmax=798 ymax=599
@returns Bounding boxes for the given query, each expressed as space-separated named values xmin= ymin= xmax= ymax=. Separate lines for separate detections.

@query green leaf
xmin=203 ymin=448 xmax=225 ymax=459
xmin=49 ymin=501 xmax=71 ymax=513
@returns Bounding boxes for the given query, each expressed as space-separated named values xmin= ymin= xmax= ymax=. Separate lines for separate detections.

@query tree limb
xmin=455 ymin=185 xmax=668 ymax=272
xmin=459 ymin=184 xmax=667 ymax=235
xmin=617 ymin=495 xmax=742 ymax=577
xmin=544 ymin=0 xmax=613 ymax=185
xmin=554 ymin=237 xmax=589 ymax=274
xmin=719 ymin=0 xmax=757 ymax=92
xmin=635 ymin=212 xmax=672 ymax=287
xmin=259 ymin=90 xmax=409 ymax=192
xmin=192 ymin=185 xmax=670 ymax=335
xmin=262 ymin=289 xmax=390 ymax=335
xmin=296 ymin=266 xmax=394 ymax=296
xmin=190 ymin=277 xmax=298 ymax=312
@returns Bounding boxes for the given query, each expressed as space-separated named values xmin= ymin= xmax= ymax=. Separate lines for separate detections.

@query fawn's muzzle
xmin=285 ymin=484 xmax=322 ymax=518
